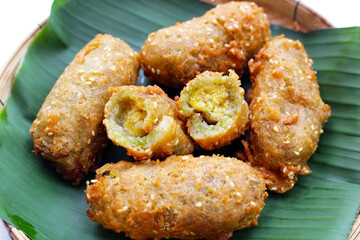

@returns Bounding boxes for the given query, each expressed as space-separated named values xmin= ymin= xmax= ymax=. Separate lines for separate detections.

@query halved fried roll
xmin=103 ymin=85 xmax=194 ymax=160
xmin=86 ymin=155 xmax=267 ymax=240
xmin=141 ymin=1 xmax=271 ymax=88
xmin=241 ymin=35 xmax=331 ymax=193
xmin=176 ymin=70 xmax=249 ymax=150
xmin=29 ymin=34 xmax=140 ymax=184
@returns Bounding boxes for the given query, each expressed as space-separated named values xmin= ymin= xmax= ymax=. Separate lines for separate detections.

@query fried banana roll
xmin=86 ymin=155 xmax=267 ymax=240
xmin=103 ymin=85 xmax=194 ymax=160
xmin=176 ymin=70 xmax=249 ymax=150
xmin=30 ymin=34 xmax=140 ymax=184
xmin=141 ymin=1 xmax=271 ymax=89
xmin=241 ymin=35 xmax=331 ymax=193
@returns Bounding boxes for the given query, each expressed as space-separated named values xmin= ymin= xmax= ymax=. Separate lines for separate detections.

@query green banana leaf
xmin=0 ymin=0 xmax=359 ymax=239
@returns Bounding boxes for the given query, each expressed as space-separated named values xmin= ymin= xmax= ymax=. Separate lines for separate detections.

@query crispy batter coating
xmin=141 ymin=1 xmax=271 ymax=89
xmin=29 ymin=34 xmax=140 ymax=184
xmin=176 ymin=70 xmax=249 ymax=150
xmin=103 ymin=85 xmax=194 ymax=160
xmin=86 ymin=155 xmax=267 ymax=240
xmin=240 ymin=35 xmax=331 ymax=193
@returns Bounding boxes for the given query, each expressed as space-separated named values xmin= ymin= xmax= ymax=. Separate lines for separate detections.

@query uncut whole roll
xmin=86 ymin=155 xmax=267 ymax=240
xmin=176 ymin=70 xmax=249 ymax=150
xmin=103 ymin=85 xmax=194 ymax=160
xmin=29 ymin=34 xmax=140 ymax=184
xmin=141 ymin=1 xmax=271 ymax=89
xmin=241 ymin=35 xmax=331 ymax=193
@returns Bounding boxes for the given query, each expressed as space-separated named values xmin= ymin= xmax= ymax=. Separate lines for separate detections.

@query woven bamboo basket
xmin=0 ymin=0 xmax=358 ymax=240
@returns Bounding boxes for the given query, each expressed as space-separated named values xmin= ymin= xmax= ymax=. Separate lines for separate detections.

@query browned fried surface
xmin=141 ymin=1 xmax=271 ymax=89
xmin=176 ymin=70 xmax=249 ymax=150
xmin=86 ymin=155 xmax=267 ymax=240
xmin=29 ymin=34 xmax=140 ymax=184
xmin=103 ymin=85 xmax=194 ymax=160
xmin=242 ymin=35 xmax=331 ymax=193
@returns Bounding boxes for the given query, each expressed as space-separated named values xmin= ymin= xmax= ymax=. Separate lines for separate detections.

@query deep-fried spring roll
xmin=103 ymin=85 xmax=194 ymax=160
xmin=29 ymin=34 xmax=140 ymax=184
xmin=86 ymin=155 xmax=267 ymax=240
xmin=141 ymin=1 xmax=271 ymax=89
xmin=241 ymin=35 xmax=331 ymax=193
xmin=176 ymin=70 xmax=249 ymax=150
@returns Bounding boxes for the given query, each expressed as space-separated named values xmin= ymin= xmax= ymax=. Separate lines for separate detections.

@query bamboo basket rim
xmin=0 ymin=0 xmax=358 ymax=240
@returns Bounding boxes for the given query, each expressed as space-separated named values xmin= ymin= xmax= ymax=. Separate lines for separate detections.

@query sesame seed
xmin=118 ymin=206 xmax=128 ymax=212
xmin=195 ymin=202 xmax=202 ymax=207
xmin=110 ymin=66 xmax=116 ymax=71
xmin=236 ymin=192 xmax=241 ymax=197
xmin=224 ymin=43 xmax=230 ymax=48
xmin=92 ymin=130 xmax=95 ymax=136
xmin=48 ymin=132 xmax=53 ymax=136
xmin=294 ymin=151 xmax=300 ymax=155
xmin=315 ymin=130 xmax=318 ymax=134
xmin=225 ymin=175 xmax=230 ymax=182
xmin=90 ymin=179 xmax=98 ymax=183
xmin=250 ymin=201 xmax=257 ymax=207
xmin=130 ymin=52 xmax=134 ymax=57
xmin=273 ymin=126 xmax=279 ymax=132
xmin=229 ymin=180 xmax=235 ymax=187
xmin=270 ymin=187 xmax=278 ymax=191
xmin=87 ymin=139 xmax=91 ymax=144
xmin=231 ymin=63 xmax=236 ymax=67
xmin=311 ymin=124 xmax=315 ymax=130
xmin=209 ymin=38 xmax=214 ymax=43
xmin=156 ymin=69 xmax=160 ymax=74
xmin=245 ymin=42 xmax=250 ymax=47
xmin=206 ymin=27 xmax=213 ymax=32
xmin=320 ymin=129 xmax=324 ymax=133
xmin=80 ymin=75 xmax=85 ymax=82
xmin=153 ymin=230 xmax=158 ymax=234
xmin=212 ymin=19 xmax=217 ymax=24
xmin=283 ymin=140 xmax=290 ymax=144
xmin=298 ymin=147 xmax=303 ymax=152
xmin=151 ymin=68 xmax=155 ymax=74
xmin=283 ymin=167 xmax=287 ymax=173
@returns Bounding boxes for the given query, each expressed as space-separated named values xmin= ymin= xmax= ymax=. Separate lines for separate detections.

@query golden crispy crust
xmin=176 ymin=70 xmax=249 ymax=150
xmin=242 ymin=35 xmax=331 ymax=193
xmin=29 ymin=34 xmax=140 ymax=184
xmin=141 ymin=1 xmax=271 ymax=89
xmin=103 ymin=85 xmax=194 ymax=160
xmin=86 ymin=155 xmax=267 ymax=240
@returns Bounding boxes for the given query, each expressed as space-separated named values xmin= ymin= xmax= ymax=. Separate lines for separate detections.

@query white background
xmin=0 ymin=0 xmax=359 ymax=239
